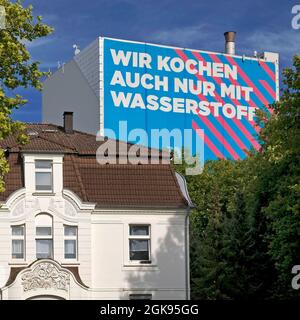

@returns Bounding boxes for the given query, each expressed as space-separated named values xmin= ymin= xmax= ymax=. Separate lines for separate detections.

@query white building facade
xmin=0 ymin=119 xmax=192 ymax=300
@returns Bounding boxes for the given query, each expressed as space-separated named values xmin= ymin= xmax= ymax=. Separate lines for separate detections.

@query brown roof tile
xmin=0 ymin=124 xmax=163 ymax=156
xmin=0 ymin=124 xmax=188 ymax=209
xmin=77 ymin=162 xmax=187 ymax=208
xmin=0 ymin=153 xmax=23 ymax=201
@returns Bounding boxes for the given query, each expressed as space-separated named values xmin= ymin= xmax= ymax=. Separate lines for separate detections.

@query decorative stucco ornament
xmin=21 ymin=262 xmax=70 ymax=292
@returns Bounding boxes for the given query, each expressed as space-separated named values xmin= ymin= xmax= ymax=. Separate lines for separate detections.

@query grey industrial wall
xmin=42 ymin=60 xmax=100 ymax=135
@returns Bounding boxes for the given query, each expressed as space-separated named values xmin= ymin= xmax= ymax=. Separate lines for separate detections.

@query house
xmin=0 ymin=112 xmax=193 ymax=300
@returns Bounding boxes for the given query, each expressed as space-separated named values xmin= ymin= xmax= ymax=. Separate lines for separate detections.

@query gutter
xmin=185 ymin=207 xmax=191 ymax=300
xmin=174 ymin=172 xmax=196 ymax=300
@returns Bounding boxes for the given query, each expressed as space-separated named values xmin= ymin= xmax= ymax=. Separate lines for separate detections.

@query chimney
xmin=224 ymin=31 xmax=236 ymax=55
xmin=63 ymin=111 xmax=73 ymax=134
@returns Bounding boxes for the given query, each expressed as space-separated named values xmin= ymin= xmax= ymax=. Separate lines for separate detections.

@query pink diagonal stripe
xmin=220 ymin=78 xmax=260 ymax=134
xmin=195 ymin=53 xmax=261 ymax=146
xmin=192 ymin=120 xmax=225 ymax=159
xmin=208 ymin=65 xmax=261 ymax=133
xmin=193 ymin=51 xmax=261 ymax=150
xmin=176 ymin=49 xmax=251 ymax=155
xmin=207 ymin=52 xmax=261 ymax=133
xmin=196 ymin=111 xmax=240 ymax=160
xmin=175 ymin=49 xmax=242 ymax=159
xmin=260 ymin=61 xmax=276 ymax=82
xmin=225 ymin=56 xmax=273 ymax=114
xmin=200 ymin=89 xmax=250 ymax=153
xmin=176 ymin=49 xmax=245 ymax=158
xmin=259 ymin=80 xmax=276 ymax=100
xmin=212 ymin=92 xmax=261 ymax=150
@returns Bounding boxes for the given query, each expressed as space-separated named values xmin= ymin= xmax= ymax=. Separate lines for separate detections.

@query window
xmin=35 ymin=214 xmax=53 ymax=259
xmin=64 ymin=226 xmax=77 ymax=259
xmin=129 ymin=294 xmax=152 ymax=300
xmin=129 ymin=225 xmax=150 ymax=262
xmin=11 ymin=225 xmax=25 ymax=259
xmin=35 ymin=160 xmax=53 ymax=191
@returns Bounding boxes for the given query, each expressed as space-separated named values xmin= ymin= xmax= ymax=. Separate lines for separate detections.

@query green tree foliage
xmin=0 ymin=0 xmax=52 ymax=192
xmin=184 ymin=159 xmax=276 ymax=299
xmin=175 ymin=56 xmax=300 ymax=299
xmin=259 ymin=55 xmax=300 ymax=298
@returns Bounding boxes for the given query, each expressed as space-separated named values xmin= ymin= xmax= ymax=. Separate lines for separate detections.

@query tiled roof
xmin=1 ymin=124 xmax=159 ymax=155
xmin=0 ymin=153 xmax=24 ymax=201
xmin=0 ymin=124 xmax=188 ymax=209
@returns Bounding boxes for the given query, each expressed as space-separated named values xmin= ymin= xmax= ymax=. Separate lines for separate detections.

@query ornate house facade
xmin=0 ymin=113 xmax=192 ymax=300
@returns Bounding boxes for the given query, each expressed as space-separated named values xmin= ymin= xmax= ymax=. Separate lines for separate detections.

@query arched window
xmin=35 ymin=214 xmax=53 ymax=259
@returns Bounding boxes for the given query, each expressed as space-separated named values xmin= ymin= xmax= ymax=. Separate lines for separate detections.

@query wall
xmin=0 ymin=187 xmax=94 ymax=291
xmin=43 ymin=37 xmax=279 ymax=162
xmin=0 ymin=153 xmax=188 ymax=299
xmin=102 ymin=38 xmax=279 ymax=161
xmin=0 ymin=194 xmax=188 ymax=299
xmin=91 ymin=210 xmax=187 ymax=300
xmin=42 ymin=58 xmax=100 ymax=135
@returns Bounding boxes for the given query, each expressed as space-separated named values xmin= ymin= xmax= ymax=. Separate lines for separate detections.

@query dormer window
xmin=35 ymin=160 xmax=53 ymax=192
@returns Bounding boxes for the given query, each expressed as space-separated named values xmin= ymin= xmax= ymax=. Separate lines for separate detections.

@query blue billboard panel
xmin=103 ymin=38 xmax=277 ymax=161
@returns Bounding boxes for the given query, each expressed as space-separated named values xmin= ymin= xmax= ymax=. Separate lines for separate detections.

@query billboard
xmin=102 ymin=37 xmax=278 ymax=161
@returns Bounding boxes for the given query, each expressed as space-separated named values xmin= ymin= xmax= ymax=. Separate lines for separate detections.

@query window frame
xmin=64 ymin=225 xmax=78 ymax=260
xmin=35 ymin=222 xmax=53 ymax=260
xmin=11 ymin=224 xmax=25 ymax=260
xmin=34 ymin=160 xmax=53 ymax=192
xmin=128 ymin=224 xmax=151 ymax=263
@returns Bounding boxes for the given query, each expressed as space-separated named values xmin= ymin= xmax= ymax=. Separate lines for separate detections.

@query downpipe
xmin=185 ymin=208 xmax=191 ymax=300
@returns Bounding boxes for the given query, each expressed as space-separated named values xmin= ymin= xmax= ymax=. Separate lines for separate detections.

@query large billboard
xmin=102 ymin=37 xmax=278 ymax=161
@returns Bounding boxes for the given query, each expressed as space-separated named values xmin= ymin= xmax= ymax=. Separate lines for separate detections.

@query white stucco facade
xmin=0 ymin=152 xmax=190 ymax=300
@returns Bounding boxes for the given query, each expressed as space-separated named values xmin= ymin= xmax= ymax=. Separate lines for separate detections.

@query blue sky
xmin=12 ymin=0 xmax=300 ymax=122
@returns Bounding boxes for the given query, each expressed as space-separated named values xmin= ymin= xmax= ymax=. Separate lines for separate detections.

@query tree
xmin=221 ymin=184 xmax=276 ymax=300
xmin=175 ymin=56 xmax=300 ymax=300
xmin=0 ymin=0 xmax=52 ymax=192
xmin=185 ymin=160 xmax=242 ymax=299
xmin=186 ymin=159 xmax=273 ymax=300
xmin=220 ymin=190 xmax=253 ymax=299
xmin=258 ymin=55 xmax=300 ymax=298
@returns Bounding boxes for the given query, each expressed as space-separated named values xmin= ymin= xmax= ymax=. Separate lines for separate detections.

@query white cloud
xmin=149 ymin=26 xmax=299 ymax=64
xmin=22 ymin=37 xmax=55 ymax=49
xmin=244 ymin=30 xmax=299 ymax=60
xmin=41 ymin=14 xmax=58 ymax=24
xmin=149 ymin=24 xmax=210 ymax=47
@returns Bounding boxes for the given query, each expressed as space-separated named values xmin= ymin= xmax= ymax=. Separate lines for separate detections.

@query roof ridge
xmin=27 ymin=123 xmax=165 ymax=150
xmin=26 ymin=123 xmax=60 ymax=127
xmin=35 ymin=124 xmax=157 ymax=150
